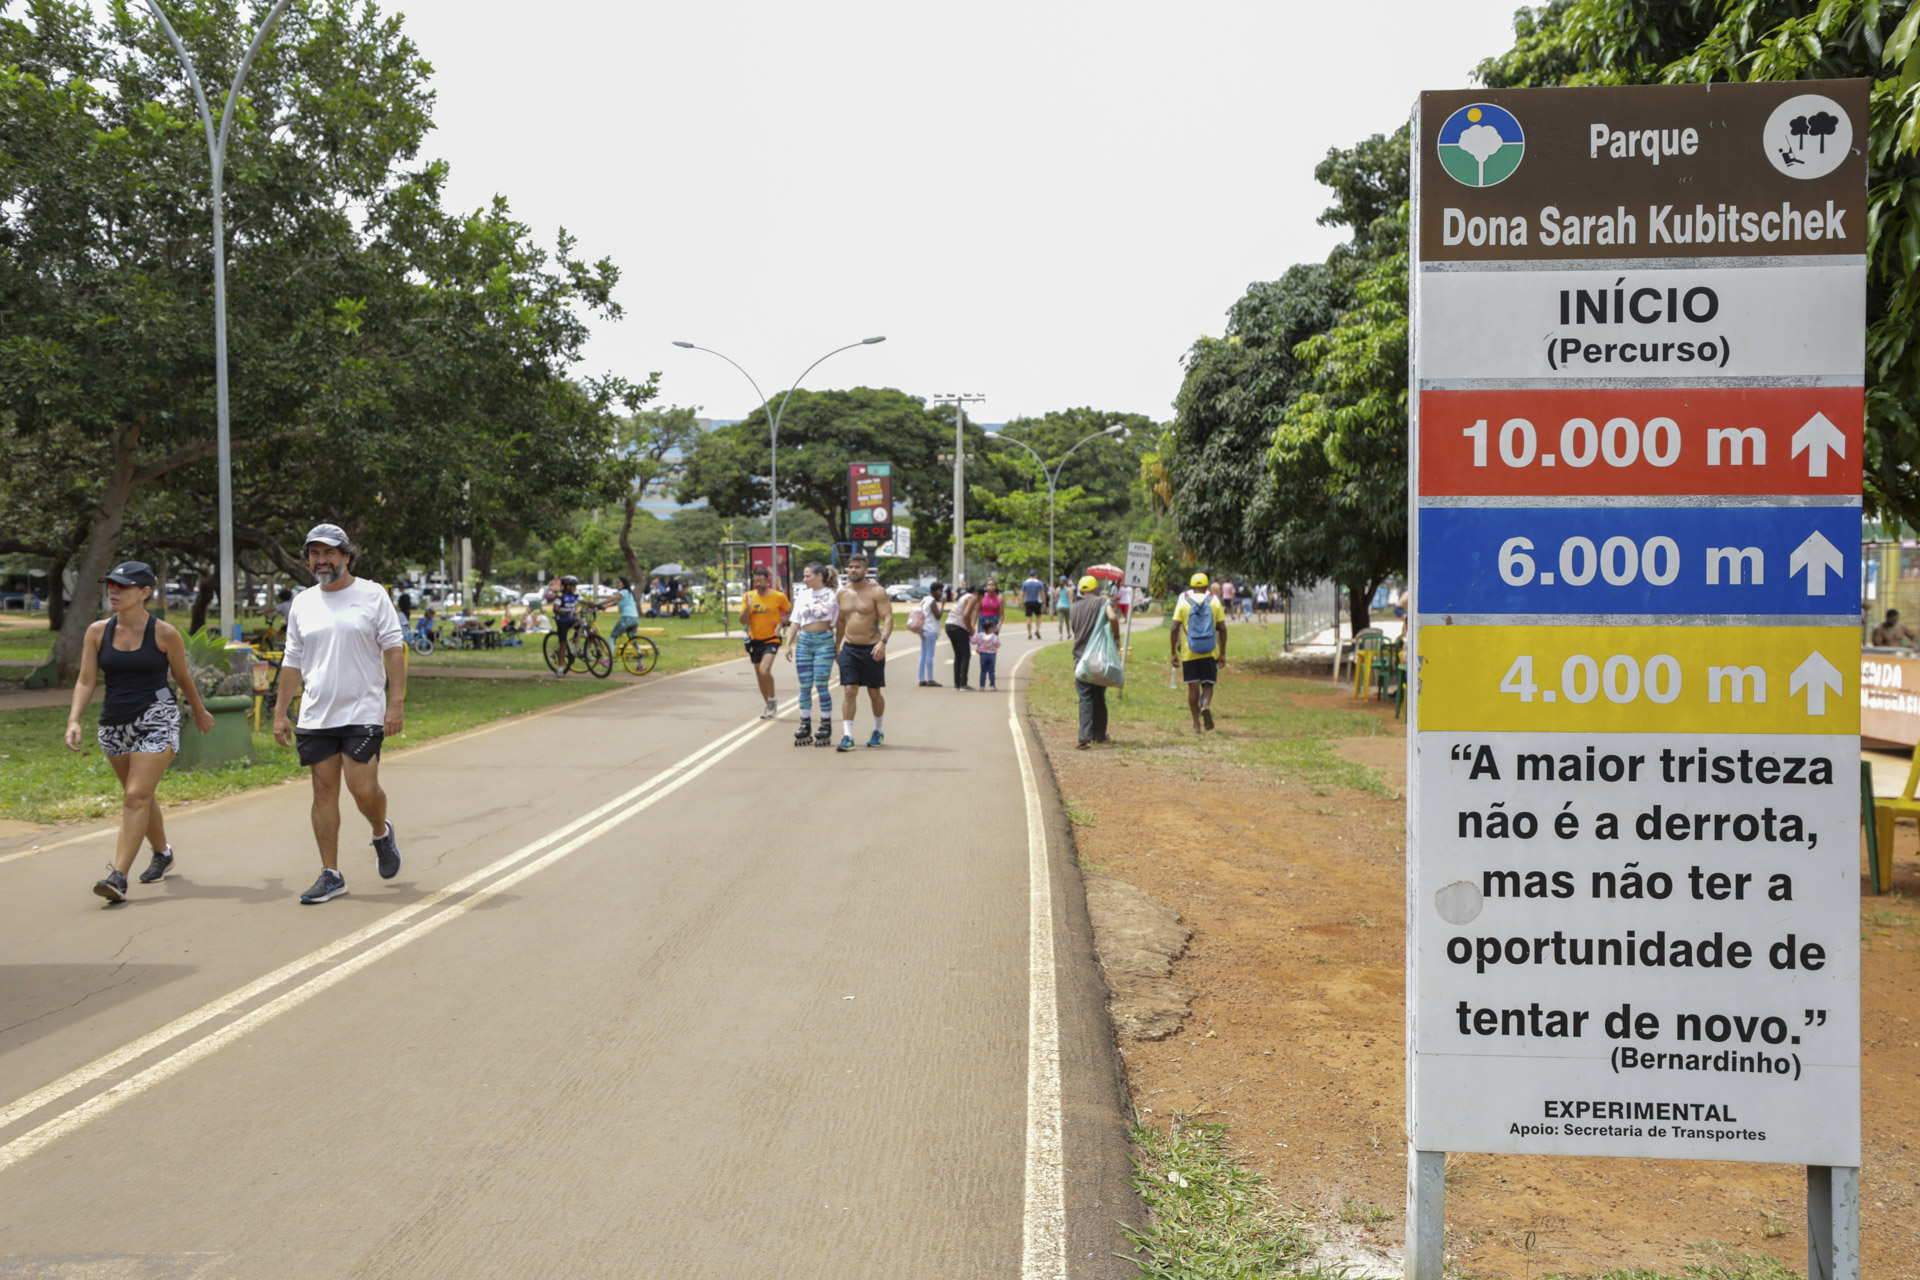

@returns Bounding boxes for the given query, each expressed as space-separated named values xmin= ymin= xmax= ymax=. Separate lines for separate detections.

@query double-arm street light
xmin=672 ymin=337 xmax=886 ymax=561
xmin=146 ymin=0 xmax=295 ymax=640
xmin=983 ymin=425 xmax=1124 ymax=593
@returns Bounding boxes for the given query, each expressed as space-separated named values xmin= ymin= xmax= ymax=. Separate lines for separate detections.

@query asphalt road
xmin=0 ymin=636 xmax=1138 ymax=1279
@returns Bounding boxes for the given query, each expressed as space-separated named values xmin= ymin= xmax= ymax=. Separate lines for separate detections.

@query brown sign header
xmin=1416 ymin=81 xmax=1868 ymax=262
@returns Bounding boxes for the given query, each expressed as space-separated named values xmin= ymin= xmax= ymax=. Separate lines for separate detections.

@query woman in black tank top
xmin=64 ymin=560 xmax=215 ymax=904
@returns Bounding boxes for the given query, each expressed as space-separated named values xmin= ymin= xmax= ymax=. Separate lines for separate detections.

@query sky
xmin=395 ymin=0 xmax=1528 ymax=425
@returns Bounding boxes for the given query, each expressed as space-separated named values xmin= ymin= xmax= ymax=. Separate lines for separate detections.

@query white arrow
xmin=1788 ymin=529 xmax=1845 ymax=596
xmin=1789 ymin=651 xmax=1843 ymax=716
xmin=1792 ymin=412 xmax=1846 ymax=478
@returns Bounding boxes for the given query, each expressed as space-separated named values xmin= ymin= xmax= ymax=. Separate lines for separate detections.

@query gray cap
xmin=100 ymin=561 xmax=156 ymax=587
xmin=304 ymin=523 xmax=351 ymax=549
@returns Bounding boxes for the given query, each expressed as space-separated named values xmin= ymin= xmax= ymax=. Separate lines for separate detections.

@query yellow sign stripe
xmin=1417 ymin=625 xmax=1859 ymax=734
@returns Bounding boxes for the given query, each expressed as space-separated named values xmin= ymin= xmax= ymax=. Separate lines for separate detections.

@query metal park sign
xmin=1407 ymin=81 xmax=1866 ymax=1280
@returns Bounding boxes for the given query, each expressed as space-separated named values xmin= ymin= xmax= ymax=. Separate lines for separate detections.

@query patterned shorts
xmin=97 ymin=696 xmax=180 ymax=756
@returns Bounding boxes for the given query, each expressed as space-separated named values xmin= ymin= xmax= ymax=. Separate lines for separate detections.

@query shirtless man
xmin=832 ymin=553 xmax=893 ymax=750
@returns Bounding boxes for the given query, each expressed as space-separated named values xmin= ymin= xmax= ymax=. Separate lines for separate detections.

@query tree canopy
xmin=676 ymin=386 xmax=976 ymax=560
xmin=1477 ymin=0 xmax=1920 ymax=526
xmin=1 ymin=0 xmax=649 ymax=671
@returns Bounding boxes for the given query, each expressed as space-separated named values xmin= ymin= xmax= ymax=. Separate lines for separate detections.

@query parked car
xmin=885 ymin=582 xmax=922 ymax=602
xmin=519 ymin=590 xmax=548 ymax=607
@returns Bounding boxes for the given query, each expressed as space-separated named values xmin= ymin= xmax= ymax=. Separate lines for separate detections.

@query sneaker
xmin=794 ymin=722 xmax=813 ymax=746
xmin=93 ymin=867 xmax=128 ymax=904
xmin=866 ymin=731 xmax=885 ymax=748
xmin=300 ymin=868 xmax=348 ymax=904
xmin=836 ymin=735 xmax=855 ymax=752
xmin=814 ymin=725 xmax=833 ymax=747
xmin=372 ymin=822 xmax=401 ymax=880
xmin=759 ymin=702 xmax=777 ymax=720
xmin=1202 ymin=707 xmax=1215 ymax=731
xmin=137 ymin=847 xmax=175 ymax=884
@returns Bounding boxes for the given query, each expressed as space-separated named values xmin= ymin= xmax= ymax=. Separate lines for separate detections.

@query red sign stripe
xmin=1418 ymin=387 xmax=1862 ymax=496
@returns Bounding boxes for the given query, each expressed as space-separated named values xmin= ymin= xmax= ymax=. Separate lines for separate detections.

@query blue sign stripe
xmin=1418 ymin=506 xmax=1856 ymax=615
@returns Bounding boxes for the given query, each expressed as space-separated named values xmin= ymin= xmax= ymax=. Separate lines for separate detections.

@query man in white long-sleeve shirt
xmin=272 ymin=522 xmax=408 ymax=904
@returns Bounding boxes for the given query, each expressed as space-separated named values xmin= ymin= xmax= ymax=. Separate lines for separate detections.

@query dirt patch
xmin=1083 ymin=874 xmax=1197 ymax=1041
xmin=1038 ymin=679 xmax=1920 ymax=1279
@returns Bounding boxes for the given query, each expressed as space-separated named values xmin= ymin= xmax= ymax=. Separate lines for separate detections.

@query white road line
xmin=0 ymin=711 xmax=780 ymax=1174
xmin=0 ymin=827 xmax=110 ymax=866
xmin=0 ymin=705 xmax=790 ymax=1144
xmin=1009 ymin=646 xmax=1067 ymax=1280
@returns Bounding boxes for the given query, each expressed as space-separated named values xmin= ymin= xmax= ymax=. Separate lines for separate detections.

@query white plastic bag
xmin=1073 ymin=616 xmax=1125 ymax=688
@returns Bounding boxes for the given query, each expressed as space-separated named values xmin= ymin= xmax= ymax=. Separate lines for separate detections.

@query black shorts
xmin=1024 ymin=600 xmax=1042 ymax=617
xmin=1181 ymin=658 xmax=1219 ymax=686
xmin=297 ymin=725 xmax=385 ymax=767
xmin=837 ymin=642 xmax=886 ymax=688
xmin=745 ymin=638 xmax=780 ymax=663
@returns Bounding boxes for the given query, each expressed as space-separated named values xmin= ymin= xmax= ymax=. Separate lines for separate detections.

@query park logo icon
xmin=1437 ymin=102 xmax=1524 ymax=188
xmin=1762 ymin=92 xmax=1853 ymax=179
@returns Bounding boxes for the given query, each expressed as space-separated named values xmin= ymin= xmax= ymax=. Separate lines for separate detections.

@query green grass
xmin=0 ymin=677 xmax=609 ymax=824
xmin=1028 ymin=619 xmax=1394 ymax=794
xmin=0 ymin=625 xmax=54 ymax=663
xmin=1125 ymin=1114 xmax=1353 ymax=1279
xmin=1544 ymin=1242 xmax=1798 ymax=1280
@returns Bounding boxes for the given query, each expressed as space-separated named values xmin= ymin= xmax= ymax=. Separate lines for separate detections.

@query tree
xmin=2 ymin=1 xmax=643 ymax=675
xmin=1168 ymin=124 xmax=1411 ymax=634
xmin=612 ymin=406 xmax=701 ymax=586
xmin=676 ymin=387 xmax=965 ymax=552
xmin=1478 ymin=0 xmax=1920 ymax=527
xmin=964 ymin=483 xmax=1105 ymax=581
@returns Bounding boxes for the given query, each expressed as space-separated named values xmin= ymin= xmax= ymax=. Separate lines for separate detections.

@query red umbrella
xmin=1085 ymin=564 xmax=1124 ymax=581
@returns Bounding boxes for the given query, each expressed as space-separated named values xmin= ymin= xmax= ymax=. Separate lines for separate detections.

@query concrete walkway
xmin=0 ymin=635 xmax=1137 ymax=1278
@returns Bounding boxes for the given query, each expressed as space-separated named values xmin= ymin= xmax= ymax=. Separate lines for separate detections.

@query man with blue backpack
xmin=1170 ymin=572 xmax=1229 ymax=733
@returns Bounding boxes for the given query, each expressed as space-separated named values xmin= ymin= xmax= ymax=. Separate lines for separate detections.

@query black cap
xmin=100 ymin=561 xmax=155 ymax=588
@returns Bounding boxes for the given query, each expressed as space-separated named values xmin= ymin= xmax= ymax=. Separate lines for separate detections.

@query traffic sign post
xmin=1120 ymin=541 xmax=1153 ymax=696
xmin=1408 ymin=83 xmax=1866 ymax=1280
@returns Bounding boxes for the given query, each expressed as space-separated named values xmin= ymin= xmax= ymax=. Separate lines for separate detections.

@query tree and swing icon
xmin=1777 ymin=109 xmax=1840 ymax=167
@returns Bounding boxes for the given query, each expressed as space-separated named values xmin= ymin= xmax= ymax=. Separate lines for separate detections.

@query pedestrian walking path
xmin=0 ymin=635 xmax=1133 ymax=1278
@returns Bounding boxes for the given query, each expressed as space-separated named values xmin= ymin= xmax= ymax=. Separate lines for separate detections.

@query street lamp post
xmin=931 ymin=393 xmax=986 ymax=586
xmin=673 ymin=338 xmax=885 ymax=571
xmin=145 ymin=0 xmax=295 ymax=642
xmin=983 ymin=425 xmax=1123 ymax=593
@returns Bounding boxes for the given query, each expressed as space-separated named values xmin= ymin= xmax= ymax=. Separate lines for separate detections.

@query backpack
xmin=1183 ymin=591 xmax=1217 ymax=655
xmin=908 ymin=602 xmax=926 ymax=635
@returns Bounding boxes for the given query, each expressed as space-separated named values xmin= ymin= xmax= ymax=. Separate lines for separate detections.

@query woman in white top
xmin=915 ymin=582 xmax=945 ymax=686
xmin=784 ymin=563 xmax=839 ymax=746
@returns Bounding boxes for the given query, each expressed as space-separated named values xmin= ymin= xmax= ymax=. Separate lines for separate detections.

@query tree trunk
xmin=53 ymin=424 xmax=144 ymax=680
xmin=46 ymin=553 xmax=69 ymax=633
xmin=189 ymin=574 xmax=215 ymax=635
xmin=1347 ymin=576 xmax=1384 ymax=638
xmin=619 ymin=493 xmax=643 ymax=587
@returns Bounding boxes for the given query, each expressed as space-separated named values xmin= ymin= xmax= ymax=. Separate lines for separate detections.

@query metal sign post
xmin=1121 ymin=541 xmax=1153 ymax=698
xmin=1407 ymin=82 xmax=1866 ymax=1280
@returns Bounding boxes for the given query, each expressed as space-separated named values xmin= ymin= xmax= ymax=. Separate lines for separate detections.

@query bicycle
xmin=543 ymin=608 xmax=613 ymax=679
xmin=614 ymin=629 xmax=660 ymax=676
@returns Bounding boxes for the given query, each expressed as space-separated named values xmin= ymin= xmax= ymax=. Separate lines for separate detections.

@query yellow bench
xmin=1869 ymin=752 xmax=1916 ymax=894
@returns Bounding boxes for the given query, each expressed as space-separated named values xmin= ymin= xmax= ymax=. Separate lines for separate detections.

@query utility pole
xmin=932 ymin=393 xmax=986 ymax=586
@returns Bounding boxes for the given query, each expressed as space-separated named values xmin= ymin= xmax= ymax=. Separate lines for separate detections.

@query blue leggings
xmin=794 ymin=629 xmax=836 ymax=720
xmin=918 ymin=628 xmax=939 ymax=682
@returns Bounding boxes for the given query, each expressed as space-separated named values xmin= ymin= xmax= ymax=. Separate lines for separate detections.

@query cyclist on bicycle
xmin=610 ymin=576 xmax=641 ymax=651
xmin=551 ymin=575 xmax=583 ymax=674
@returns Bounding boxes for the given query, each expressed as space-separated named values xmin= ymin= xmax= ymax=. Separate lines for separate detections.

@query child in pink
xmin=971 ymin=622 xmax=1002 ymax=690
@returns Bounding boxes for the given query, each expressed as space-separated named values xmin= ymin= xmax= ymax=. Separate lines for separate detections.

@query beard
xmin=313 ymin=563 xmax=341 ymax=584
